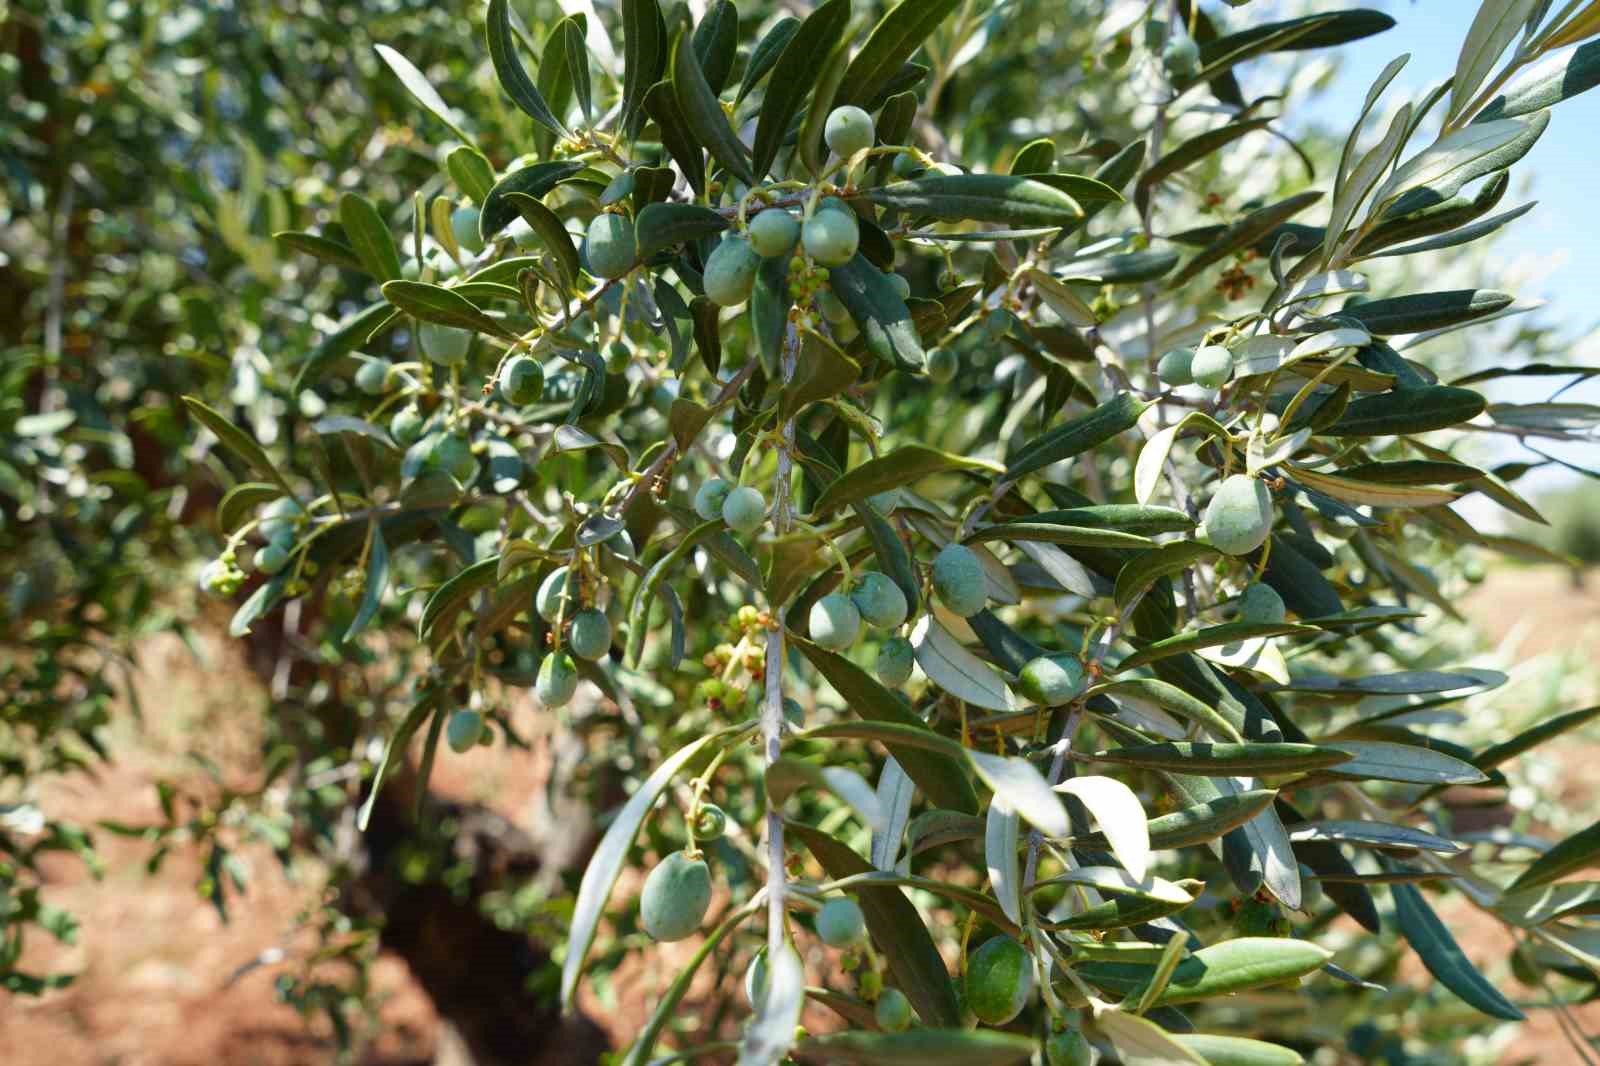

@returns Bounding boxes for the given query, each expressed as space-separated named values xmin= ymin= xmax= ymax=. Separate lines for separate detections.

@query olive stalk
xmin=761 ymin=321 xmax=802 ymax=956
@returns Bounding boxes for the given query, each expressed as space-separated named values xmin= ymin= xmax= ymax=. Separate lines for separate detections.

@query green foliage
xmin=8 ymin=0 xmax=1600 ymax=1062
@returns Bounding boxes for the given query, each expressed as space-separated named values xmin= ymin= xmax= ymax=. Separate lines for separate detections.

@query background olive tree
xmin=6 ymin=1 xmax=1600 ymax=1064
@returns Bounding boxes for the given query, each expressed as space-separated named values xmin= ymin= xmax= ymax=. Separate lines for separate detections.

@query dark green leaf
xmin=181 ymin=396 xmax=290 ymax=492
xmin=620 ymin=0 xmax=668 ymax=136
xmin=1169 ymin=192 xmax=1322 ymax=287
xmin=865 ymin=175 xmax=1083 ymax=227
xmin=446 ymin=146 xmax=496 ymax=204
xmin=788 ymin=823 xmax=961 ymax=1028
xmin=634 ymin=202 xmax=729 ymax=258
xmin=810 ymin=444 xmax=998 ymax=516
xmin=736 ymin=16 xmax=800 ymax=104
xmin=1479 ymin=39 xmax=1600 ymax=120
xmin=833 ymin=0 xmax=962 ymax=110
xmin=1392 ymin=879 xmax=1525 ymax=1019
xmin=1113 ymin=541 xmax=1218 ymax=610
xmin=692 ymin=0 xmax=739 ymax=94
xmin=1475 ymin=705 xmax=1600 ymax=772
xmin=357 ymin=692 xmax=438 ymax=831
xmin=644 ymin=79 xmax=705 ymax=195
xmin=502 ymin=193 xmax=579 ymax=294
xmin=486 ymin=0 xmax=568 ymax=136
xmin=1316 ymin=385 xmax=1487 ymax=437
xmin=1122 ymin=937 xmax=1331 ymax=1007
xmin=380 ymin=280 xmax=517 ymax=340
xmin=480 ymin=161 xmax=585 ymax=241
xmin=670 ymin=27 xmax=753 ymax=187
xmin=338 ymin=192 xmax=401 ymax=282
xmin=751 ymin=0 xmax=850 ymax=179
xmin=274 ymin=230 xmax=365 ymax=273
xmin=795 ymin=1030 xmax=1034 ymax=1066
xmin=373 ymin=44 xmax=471 ymax=142
xmin=1339 ymin=289 xmax=1513 ymax=334
xmin=343 ymin=526 xmax=389 ymax=644
xmin=1115 ymin=622 xmax=1317 ymax=673
xmin=1509 ymin=818 xmax=1600 ymax=893
xmin=829 ymin=253 xmax=925 ymax=372
xmin=1136 ymin=120 xmax=1273 ymax=213
xmin=1091 ymin=742 xmax=1353 ymax=775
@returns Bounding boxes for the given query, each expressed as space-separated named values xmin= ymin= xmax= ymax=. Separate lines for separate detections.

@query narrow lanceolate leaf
xmin=768 ymin=758 xmax=885 ymax=832
xmin=1135 ymin=411 xmax=1231 ymax=504
xmin=670 ymin=27 xmax=754 ymax=187
xmin=620 ymin=0 xmax=667 ymax=136
xmin=1032 ymin=866 xmax=1195 ymax=906
xmin=380 ymin=280 xmax=517 ymax=340
xmin=1135 ymin=790 xmax=1278 ymax=850
xmin=338 ymin=192 xmax=401 ymax=281
xmin=374 ymin=44 xmax=471 ymax=142
xmin=1508 ymin=818 xmax=1600 ymax=892
xmin=1136 ymin=119 xmax=1274 ymax=213
xmin=418 ymin=558 xmax=498 ymax=641
xmin=911 ymin=617 xmax=1019 ymax=714
xmin=182 ymin=396 xmax=291 ymax=491
xmin=789 ymin=823 xmax=961 ymax=1027
xmin=1007 ymin=393 xmax=1150 ymax=480
xmin=828 ymin=253 xmax=926 ymax=371
xmin=559 ymin=16 xmax=593 ymax=123
xmin=795 ymin=1030 xmax=1035 ymax=1066
xmin=833 ymin=0 xmax=962 ymax=110
xmin=811 ymin=445 xmax=999 ymax=516
xmin=1094 ymin=676 xmax=1244 ymax=743
xmin=739 ymin=942 xmax=803 ymax=1066
xmin=793 ymin=638 xmax=978 ymax=814
xmin=1094 ymin=1011 xmax=1208 ymax=1066
xmin=1317 ymin=385 xmax=1487 ymax=437
xmin=1479 ymin=39 xmax=1600 ymax=120
xmin=1450 ymin=0 xmax=1542 ymax=121
xmin=1123 ymin=937 xmax=1332 ymax=1007
xmin=502 ymin=193 xmax=579 ymax=292
xmin=1173 ymin=1035 xmax=1305 ymax=1066
xmin=751 ymin=0 xmax=850 ymax=179
xmin=1170 ymin=192 xmax=1322 ymax=288
xmin=1055 ymin=776 xmax=1150 ymax=881
xmin=1325 ymin=740 xmax=1487 ymax=785
xmin=1496 ymin=881 xmax=1600 ymax=927
xmin=1340 ymin=289 xmax=1513 ymax=335
xmin=486 ymin=0 xmax=568 ymax=136
xmin=985 ymin=802 xmax=1023 ymax=925
xmin=357 ymin=692 xmax=437 ymax=831
xmin=274 ymin=230 xmax=365 ymax=273
xmin=1287 ymin=820 xmax=1465 ymax=854
xmin=561 ymin=733 xmax=718 ymax=1008
xmin=1028 ymin=268 xmax=1098 ymax=326
xmin=1375 ymin=114 xmax=1548 ymax=216
xmin=737 ymin=16 xmax=800 ymax=103
xmin=1114 ymin=622 xmax=1316 ymax=673
xmin=1392 ymin=880 xmax=1525 ymax=1020
xmin=1475 ymin=705 xmax=1600 ymax=772
xmin=1044 ymin=880 xmax=1201 ymax=931
xmin=634 ymin=202 xmax=729 ymax=257
xmin=1287 ymin=467 xmax=1459 ymax=508
xmin=872 ymin=757 xmax=915 ymax=871
xmin=865 ymin=175 xmax=1082 ymax=227
xmin=1092 ymin=742 xmax=1353 ymax=776
xmin=480 ymin=161 xmax=585 ymax=240
xmin=1114 ymin=541 xmax=1219 ymax=611
xmin=969 ymin=750 xmax=1069 ymax=837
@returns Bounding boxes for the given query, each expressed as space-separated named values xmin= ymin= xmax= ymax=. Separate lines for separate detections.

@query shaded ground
xmin=2 ymin=566 xmax=1598 ymax=1063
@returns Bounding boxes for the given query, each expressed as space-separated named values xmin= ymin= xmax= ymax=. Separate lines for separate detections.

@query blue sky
xmin=1272 ymin=0 xmax=1600 ymax=511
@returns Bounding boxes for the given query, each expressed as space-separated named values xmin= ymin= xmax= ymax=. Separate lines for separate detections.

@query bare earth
xmin=2 ymin=566 xmax=1597 ymax=1064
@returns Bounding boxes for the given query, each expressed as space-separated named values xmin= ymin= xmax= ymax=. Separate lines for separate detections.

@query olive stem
xmin=761 ymin=321 xmax=802 ymax=957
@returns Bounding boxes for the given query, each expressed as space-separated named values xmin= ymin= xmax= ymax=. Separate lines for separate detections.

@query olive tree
xmin=12 ymin=0 xmax=1600 ymax=1061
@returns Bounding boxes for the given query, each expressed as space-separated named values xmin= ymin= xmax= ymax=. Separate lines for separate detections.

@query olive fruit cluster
xmin=1155 ymin=343 xmax=1233 ymax=389
xmin=694 ymin=477 xmax=768 ymax=534
xmin=808 ymin=570 xmax=909 ymax=652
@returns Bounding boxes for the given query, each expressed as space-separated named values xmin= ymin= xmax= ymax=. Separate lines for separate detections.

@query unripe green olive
xmin=258 ymin=496 xmax=304 ymax=542
xmin=1234 ymin=898 xmax=1291 ymax=937
xmin=639 ymin=850 xmax=712 ymax=942
xmin=926 ymin=346 xmax=959 ymax=384
xmin=1203 ymin=474 xmax=1274 ymax=556
xmin=809 ymin=592 xmax=862 ymax=650
xmin=721 ymin=485 xmax=767 ymax=534
xmin=432 ymin=433 xmax=477 ymax=483
xmin=965 ymin=935 xmax=1034 ymax=1026
xmin=1237 ymin=582 xmax=1287 ymax=625
xmin=1045 ymin=1028 xmax=1095 ymax=1066
xmin=401 ymin=256 xmax=424 ymax=280
xmin=748 ymin=209 xmax=801 ymax=258
xmin=892 ymin=152 xmax=923 ymax=177
xmin=446 ymin=709 xmax=484 ymax=753
xmin=704 ymin=236 xmax=762 ymax=307
xmin=355 ymin=358 xmax=392 ymax=395
xmin=850 ymin=572 xmax=909 ymax=629
xmin=1156 ymin=346 xmax=1196 ymax=386
xmin=876 ymin=637 xmax=915 ymax=688
xmin=568 ymin=607 xmax=612 ymax=660
xmin=451 ymin=205 xmax=486 ymax=254
xmin=886 ymin=273 xmax=912 ymax=300
xmin=1018 ymin=653 xmax=1086 ymax=706
xmin=803 ymin=209 xmax=859 ymax=268
xmin=693 ymin=803 xmax=728 ymax=841
xmin=255 ymin=542 xmax=290 ymax=575
xmin=694 ymin=478 xmax=734 ymax=521
xmin=1190 ymin=343 xmax=1234 ymax=388
xmin=499 ymin=355 xmax=545 ymax=406
xmin=874 ymin=987 xmax=913 ymax=1032
xmin=389 ymin=405 xmax=426 ymax=446
xmin=1163 ymin=36 xmax=1200 ymax=78
xmin=932 ymin=543 xmax=987 ymax=616
xmin=536 ymin=651 xmax=579 ymax=707
xmin=825 ymin=105 xmax=875 ymax=160
xmin=816 ymin=897 xmax=867 ymax=948
xmin=420 ymin=322 xmax=473 ymax=366
xmin=536 ymin=566 xmax=572 ymax=622
xmin=585 ymin=212 xmax=636 ymax=279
